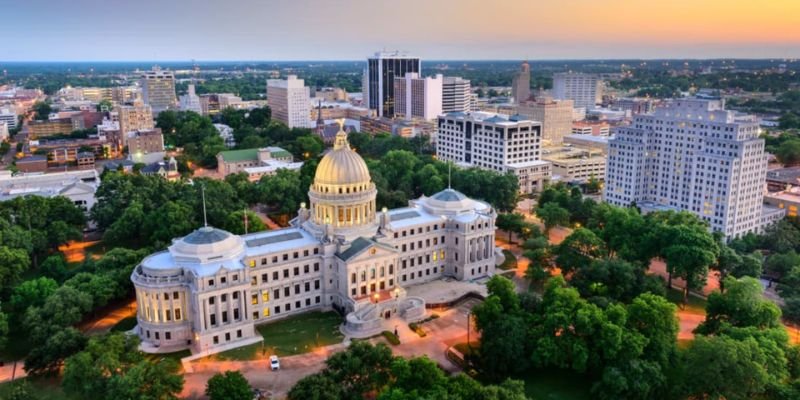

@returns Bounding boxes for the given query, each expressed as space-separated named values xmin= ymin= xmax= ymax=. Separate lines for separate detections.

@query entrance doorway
xmin=384 ymin=310 xmax=391 ymax=319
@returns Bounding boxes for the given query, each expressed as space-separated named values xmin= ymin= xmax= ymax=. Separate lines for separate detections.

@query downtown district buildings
xmin=132 ymin=126 xmax=499 ymax=354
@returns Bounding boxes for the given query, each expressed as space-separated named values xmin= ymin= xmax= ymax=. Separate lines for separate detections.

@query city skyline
xmin=3 ymin=0 xmax=799 ymax=61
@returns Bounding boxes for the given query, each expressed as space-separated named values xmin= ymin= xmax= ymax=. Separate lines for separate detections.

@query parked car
xmin=270 ymin=355 xmax=280 ymax=370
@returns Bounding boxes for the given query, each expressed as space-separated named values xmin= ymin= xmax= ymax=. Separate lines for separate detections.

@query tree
xmin=64 ymin=272 xmax=119 ymax=309
xmin=205 ymin=371 xmax=252 ymax=400
xmin=682 ymin=335 xmax=776 ymax=400
xmin=571 ymin=258 xmax=663 ymax=303
xmin=536 ymin=202 xmax=570 ymax=233
xmin=33 ymin=101 xmax=52 ymax=121
xmin=289 ymin=374 xmax=342 ymax=400
xmin=775 ymin=139 xmax=800 ymax=166
xmin=224 ymin=209 xmax=268 ymax=235
xmin=324 ymin=341 xmax=394 ymax=399
xmin=10 ymin=277 xmax=58 ymax=315
xmin=0 ymin=307 xmax=7 ymax=352
xmin=696 ymin=277 xmax=782 ymax=335
xmin=765 ymin=251 xmax=800 ymax=279
xmin=256 ymin=169 xmax=305 ymax=215
xmin=658 ymin=223 xmax=719 ymax=306
xmin=553 ymin=228 xmax=605 ymax=276
xmin=495 ymin=213 xmax=525 ymax=243
xmin=0 ymin=246 xmax=31 ymax=290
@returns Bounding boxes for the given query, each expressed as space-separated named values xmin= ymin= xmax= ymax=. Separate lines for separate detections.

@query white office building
xmin=442 ymin=77 xmax=472 ymax=114
xmin=0 ymin=107 xmax=17 ymax=130
xmin=0 ymin=121 xmax=8 ymax=141
xmin=552 ymin=72 xmax=601 ymax=110
xmin=131 ymin=126 xmax=499 ymax=354
xmin=604 ymin=98 xmax=780 ymax=238
xmin=179 ymin=84 xmax=203 ymax=114
xmin=267 ymin=75 xmax=312 ymax=129
xmin=393 ymin=73 xmax=443 ymax=120
xmin=436 ymin=112 xmax=551 ymax=194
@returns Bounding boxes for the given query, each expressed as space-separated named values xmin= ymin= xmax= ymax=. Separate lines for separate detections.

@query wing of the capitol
xmin=131 ymin=125 xmax=500 ymax=354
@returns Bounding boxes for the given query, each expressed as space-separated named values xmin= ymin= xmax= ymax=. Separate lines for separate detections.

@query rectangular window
xmin=165 ymin=310 xmax=172 ymax=321
xmin=222 ymin=311 xmax=228 ymax=323
xmin=253 ymin=311 xmax=259 ymax=320
xmin=262 ymin=273 xmax=268 ymax=283
xmin=314 ymin=280 xmax=320 ymax=290
xmin=274 ymin=289 xmax=280 ymax=300
xmin=275 ymin=306 xmax=281 ymax=314
xmin=234 ymin=309 xmax=240 ymax=320
xmin=315 ymin=296 xmax=320 ymax=304
xmin=295 ymin=284 xmax=300 ymax=294
xmin=251 ymin=294 xmax=258 ymax=305
xmin=213 ymin=336 xmax=218 ymax=344
xmin=264 ymin=308 xmax=270 ymax=317
xmin=314 ymin=263 xmax=320 ymax=271
xmin=305 ymin=282 xmax=310 ymax=292
xmin=225 ymin=332 xmax=230 ymax=341
xmin=209 ymin=296 xmax=215 ymax=305
xmin=249 ymin=260 xmax=256 ymax=268
xmin=262 ymin=291 xmax=269 ymax=302
xmin=283 ymin=269 xmax=289 ymax=278
xmin=175 ymin=309 xmax=181 ymax=320
xmin=221 ymin=294 xmax=227 ymax=302
xmin=304 ymin=265 xmax=309 ymax=273
xmin=294 ymin=267 xmax=300 ymax=276
xmin=273 ymin=271 xmax=279 ymax=280
xmin=284 ymin=287 xmax=290 ymax=297
xmin=210 ymin=314 xmax=217 ymax=325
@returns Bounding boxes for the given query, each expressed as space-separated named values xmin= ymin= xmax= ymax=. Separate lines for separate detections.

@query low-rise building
xmin=541 ymin=146 xmax=606 ymax=183
xmin=216 ymin=147 xmax=301 ymax=181
xmin=141 ymin=157 xmax=180 ymax=181
xmin=766 ymin=167 xmax=800 ymax=192
xmin=76 ymin=152 xmax=96 ymax=170
xmin=0 ymin=169 xmax=100 ymax=214
xmin=563 ymin=134 xmax=611 ymax=153
xmin=15 ymin=156 xmax=48 ymax=173
xmin=572 ymin=120 xmax=611 ymax=136
xmin=127 ymin=129 xmax=165 ymax=163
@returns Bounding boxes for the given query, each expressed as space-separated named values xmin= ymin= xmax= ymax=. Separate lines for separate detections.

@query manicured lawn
xmin=111 ymin=316 xmax=138 ymax=332
xmin=498 ymin=250 xmax=518 ymax=271
xmin=214 ymin=311 xmax=344 ymax=360
xmin=0 ymin=377 xmax=73 ymax=400
xmin=520 ymin=368 xmax=593 ymax=400
xmin=144 ymin=349 xmax=192 ymax=364
xmin=665 ymin=287 xmax=707 ymax=315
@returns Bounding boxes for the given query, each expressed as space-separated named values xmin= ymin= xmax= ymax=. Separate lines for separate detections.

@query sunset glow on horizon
xmin=3 ymin=0 xmax=799 ymax=60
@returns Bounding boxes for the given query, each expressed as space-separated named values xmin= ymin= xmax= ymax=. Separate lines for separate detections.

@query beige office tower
xmin=516 ymin=97 xmax=574 ymax=144
xmin=511 ymin=60 xmax=531 ymax=104
xmin=141 ymin=66 xmax=178 ymax=113
xmin=116 ymin=102 xmax=155 ymax=146
xmin=267 ymin=75 xmax=312 ymax=128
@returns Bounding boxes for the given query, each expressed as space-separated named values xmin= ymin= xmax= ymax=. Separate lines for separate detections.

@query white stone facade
xmin=436 ymin=111 xmax=551 ymax=194
xmin=552 ymin=72 xmax=601 ymax=110
xmin=604 ymin=98 xmax=771 ymax=238
xmin=132 ymin=127 xmax=499 ymax=353
xmin=267 ymin=75 xmax=312 ymax=129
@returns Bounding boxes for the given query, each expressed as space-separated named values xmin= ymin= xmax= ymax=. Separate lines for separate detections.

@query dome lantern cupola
xmin=306 ymin=120 xmax=378 ymax=238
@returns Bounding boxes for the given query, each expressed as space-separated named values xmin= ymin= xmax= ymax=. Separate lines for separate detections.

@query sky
xmin=2 ymin=0 xmax=800 ymax=61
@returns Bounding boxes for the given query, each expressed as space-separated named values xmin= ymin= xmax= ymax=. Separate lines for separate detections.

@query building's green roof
xmin=218 ymin=148 xmax=259 ymax=162
xmin=218 ymin=147 xmax=292 ymax=162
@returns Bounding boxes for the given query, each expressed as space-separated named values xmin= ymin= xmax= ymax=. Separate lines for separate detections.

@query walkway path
xmin=78 ymin=299 xmax=137 ymax=335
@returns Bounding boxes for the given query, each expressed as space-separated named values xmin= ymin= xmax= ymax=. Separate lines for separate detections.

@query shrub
xmin=381 ymin=330 xmax=400 ymax=345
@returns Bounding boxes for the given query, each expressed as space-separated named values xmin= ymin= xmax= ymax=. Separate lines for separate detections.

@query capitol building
xmin=131 ymin=126 xmax=500 ymax=354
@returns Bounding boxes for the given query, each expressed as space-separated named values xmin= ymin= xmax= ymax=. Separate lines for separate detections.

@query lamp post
xmin=373 ymin=293 xmax=380 ymax=304
xmin=466 ymin=312 xmax=471 ymax=350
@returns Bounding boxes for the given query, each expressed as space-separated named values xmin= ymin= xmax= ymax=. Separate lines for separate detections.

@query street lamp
xmin=373 ymin=293 xmax=380 ymax=304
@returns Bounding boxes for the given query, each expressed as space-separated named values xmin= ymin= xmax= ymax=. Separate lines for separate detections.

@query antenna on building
xmin=244 ymin=207 xmax=249 ymax=235
xmin=201 ymin=185 xmax=208 ymax=227
xmin=448 ymin=161 xmax=452 ymax=189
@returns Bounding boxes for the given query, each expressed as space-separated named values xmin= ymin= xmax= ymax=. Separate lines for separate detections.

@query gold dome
xmin=313 ymin=123 xmax=371 ymax=187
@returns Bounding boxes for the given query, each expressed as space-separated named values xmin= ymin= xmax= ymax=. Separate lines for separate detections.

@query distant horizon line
xmin=0 ymin=57 xmax=797 ymax=64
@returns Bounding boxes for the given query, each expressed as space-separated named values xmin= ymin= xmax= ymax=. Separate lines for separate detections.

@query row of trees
xmin=764 ymin=131 xmax=800 ymax=166
xmin=288 ymin=341 xmax=527 ymax=400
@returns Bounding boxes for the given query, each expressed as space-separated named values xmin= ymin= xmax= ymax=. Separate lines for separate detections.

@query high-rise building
xmin=364 ymin=51 xmax=421 ymax=117
xmin=515 ymin=98 xmax=574 ymax=144
xmin=511 ymin=61 xmax=531 ymax=104
xmin=442 ymin=76 xmax=471 ymax=114
xmin=552 ymin=72 xmax=601 ymax=110
xmin=267 ymin=75 xmax=312 ymax=129
xmin=604 ymin=98 xmax=780 ymax=238
xmin=0 ymin=121 xmax=8 ymax=141
xmin=116 ymin=102 xmax=155 ymax=146
xmin=179 ymin=84 xmax=202 ymax=114
xmin=393 ymin=73 xmax=443 ymax=120
xmin=437 ymin=112 xmax=551 ymax=194
xmin=140 ymin=67 xmax=177 ymax=113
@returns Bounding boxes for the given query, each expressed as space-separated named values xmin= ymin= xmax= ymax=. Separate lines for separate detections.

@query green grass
xmin=143 ymin=349 xmax=192 ymax=364
xmin=498 ymin=250 xmax=518 ymax=271
xmin=666 ymin=287 xmax=708 ymax=315
xmin=0 ymin=377 xmax=73 ymax=400
xmin=214 ymin=311 xmax=344 ymax=360
xmin=520 ymin=368 xmax=593 ymax=400
xmin=111 ymin=316 xmax=138 ymax=332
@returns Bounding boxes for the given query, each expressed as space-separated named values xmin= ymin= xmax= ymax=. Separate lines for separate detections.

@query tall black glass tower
xmin=365 ymin=52 xmax=420 ymax=117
